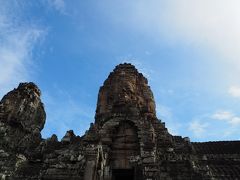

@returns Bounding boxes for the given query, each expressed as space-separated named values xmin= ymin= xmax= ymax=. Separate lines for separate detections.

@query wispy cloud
xmin=41 ymin=87 xmax=94 ymax=139
xmin=46 ymin=0 xmax=66 ymax=14
xmin=122 ymin=58 xmax=155 ymax=79
xmin=161 ymin=1 xmax=240 ymax=64
xmin=210 ymin=110 xmax=240 ymax=137
xmin=211 ymin=110 xmax=240 ymax=125
xmin=189 ymin=120 xmax=209 ymax=138
xmin=188 ymin=110 xmax=240 ymax=140
xmin=156 ymin=104 xmax=182 ymax=135
xmin=0 ymin=1 xmax=45 ymax=98
xmin=211 ymin=111 xmax=234 ymax=120
xmin=228 ymin=86 xmax=240 ymax=98
xmin=156 ymin=104 xmax=173 ymax=120
xmin=103 ymin=0 xmax=240 ymax=65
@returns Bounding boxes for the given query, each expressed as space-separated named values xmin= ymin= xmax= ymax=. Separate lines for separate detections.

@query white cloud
xmin=230 ymin=117 xmax=240 ymax=125
xmin=211 ymin=111 xmax=234 ymax=120
xmin=189 ymin=120 xmax=209 ymax=138
xmin=228 ymin=86 xmax=240 ymax=98
xmin=211 ymin=110 xmax=240 ymax=125
xmin=103 ymin=0 xmax=240 ymax=66
xmin=0 ymin=1 xmax=45 ymax=98
xmin=162 ymin=108 xmax=240 ymax=140
xmin=161 ymin=0 xmax=240 ymax=63
xmin=0 ymin=30 xmax=43 ymax=96
xmin=188 ymin=111 xmax=240 ymax=140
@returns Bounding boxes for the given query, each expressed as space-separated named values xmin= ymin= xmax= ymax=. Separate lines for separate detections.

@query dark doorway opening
xmin=112 ymin=169 xmax=134 ymax=180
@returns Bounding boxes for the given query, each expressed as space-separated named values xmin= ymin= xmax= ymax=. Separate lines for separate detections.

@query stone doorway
xmin=111 ymin=121 xmax=140 ymax=169
xmin=112 ymin=169 xmax=134 ymax=180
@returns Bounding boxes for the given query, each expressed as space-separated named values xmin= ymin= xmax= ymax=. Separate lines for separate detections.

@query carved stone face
xmin=95 ymin=64 xmax=156 ymax=121
xmin=117 ymin=73 xmax=137 ymax=103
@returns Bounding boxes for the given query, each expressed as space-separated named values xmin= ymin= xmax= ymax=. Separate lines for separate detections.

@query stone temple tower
xmin=1 ymin=63 xmax=240 ymax=180
xmin=82 ymin=63 xmax=192 ymax=179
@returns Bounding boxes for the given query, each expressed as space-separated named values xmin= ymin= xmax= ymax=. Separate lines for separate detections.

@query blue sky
xmin=1 ymin=0 xmax=240 ymax=142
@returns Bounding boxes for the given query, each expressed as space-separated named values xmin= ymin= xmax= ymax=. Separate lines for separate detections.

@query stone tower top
xmin=0 ymin=82 xmax=45 ymax=132
xmin=95 ymin=63 xmax=156 ymax=124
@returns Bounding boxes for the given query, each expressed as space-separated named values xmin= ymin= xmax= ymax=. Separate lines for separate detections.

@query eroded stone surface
xmin=0 ymin=63 xmax=240 ymax=180
xmin=0 ymin=82 xmax=45 ymax=152
xmin=95 ymin=63 xmax=156 ymax=125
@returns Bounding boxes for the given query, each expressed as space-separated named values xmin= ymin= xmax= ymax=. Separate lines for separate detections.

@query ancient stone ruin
xmin=1 ymin=63 xmax=240 ymax=180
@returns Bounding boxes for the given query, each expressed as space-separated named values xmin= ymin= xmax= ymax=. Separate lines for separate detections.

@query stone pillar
xmin=83 ymin=145 xmax=99 ymax=180
xmin=103 ymin=166 xmax=111 ymax=180
xmin=84 ymin=160 xmax=96 ymax=180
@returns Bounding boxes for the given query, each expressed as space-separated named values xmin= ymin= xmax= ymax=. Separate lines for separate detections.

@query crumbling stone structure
xmin=0 ymin=63 xmax=240 ymax=180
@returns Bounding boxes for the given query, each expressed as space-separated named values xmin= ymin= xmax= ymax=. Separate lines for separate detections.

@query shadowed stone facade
xmin=0 ymin=63 xmax=240 ymax=180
